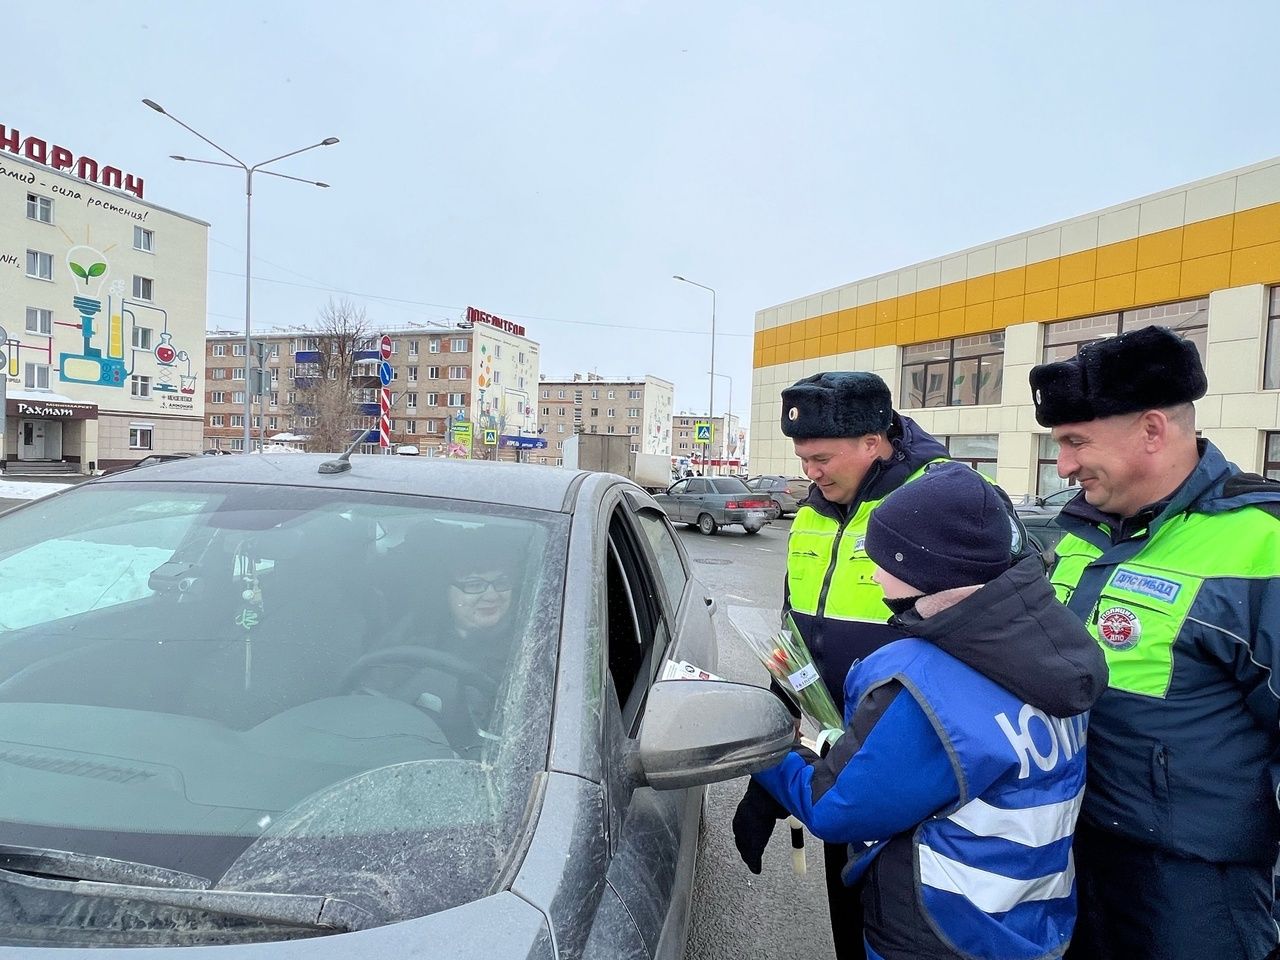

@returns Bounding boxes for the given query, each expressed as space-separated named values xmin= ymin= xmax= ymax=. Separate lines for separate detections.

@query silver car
xmin=0 ymin=454 xmax=791 ymax=954
xmin=653 ymin=476 xmax=774 ymax=536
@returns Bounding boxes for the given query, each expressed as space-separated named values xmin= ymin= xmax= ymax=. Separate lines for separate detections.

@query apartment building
xmin=751 ymin=156 xmax=1280 ymax=493
xmin=671 ymin=413 xmax=743 ymax=475
xmin=1 ymin=122 xmax=208 ymax=473
xmin=204 ymin=307 xmax=540 ymax=456
xmin=534 ymin=374 xmax=673 ymax=466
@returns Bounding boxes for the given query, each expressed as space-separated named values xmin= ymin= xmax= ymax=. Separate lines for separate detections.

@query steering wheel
xmin=339 ymin=645 xmax=499 ymax=698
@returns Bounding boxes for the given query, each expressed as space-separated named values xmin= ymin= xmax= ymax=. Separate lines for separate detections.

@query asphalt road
xmin=676 ymin=516 xmax=838 ymax=960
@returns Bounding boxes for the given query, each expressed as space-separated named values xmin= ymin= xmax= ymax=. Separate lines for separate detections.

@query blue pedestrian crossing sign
xmin=694 ymin=422 xmax=712 ymax=444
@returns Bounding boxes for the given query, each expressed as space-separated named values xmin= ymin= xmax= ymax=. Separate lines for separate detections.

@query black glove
xmin=732 ymin=779 xmax=789 ymax=874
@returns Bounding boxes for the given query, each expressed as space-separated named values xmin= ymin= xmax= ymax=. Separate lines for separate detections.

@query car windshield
xmin=708 ymin=478 xmax=750 ymax=494
xmin=0 ymin=480 xmax=567 ymax=936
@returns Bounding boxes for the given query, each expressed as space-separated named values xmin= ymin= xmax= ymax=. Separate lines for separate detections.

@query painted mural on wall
xmin=645 ymin=386 xmax=673 ymax=456
xmin=3 ymin=228 xmax=196 ymax=414
xmin=473 ymin=336 xmax=534 ymax=441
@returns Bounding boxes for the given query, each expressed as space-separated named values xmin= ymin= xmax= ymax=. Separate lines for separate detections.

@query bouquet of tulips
xmin=727 ymin=605 xmax=844 ymax=739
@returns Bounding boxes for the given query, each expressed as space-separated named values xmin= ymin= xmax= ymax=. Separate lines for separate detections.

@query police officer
xmin=1029 ymin=325 xmax=1280 ymax=960
xmin=733 ymin=371 xmax=952 ymax=959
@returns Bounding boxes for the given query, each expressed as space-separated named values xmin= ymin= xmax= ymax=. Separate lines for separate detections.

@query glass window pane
xmin=951 ymin=357 xmax=980 ymax=406
xmin=948 ymin=435 xmax=998 ymax=459
xmin=924 ymin=362 xmax=949 ymax=407
xmin=1268 ymin=432 xmax=1280 ymax=461
xmin=1265 ymin=318 xmax=1280 ymax=391
xmin=977 ymin=354 xmax=1003 ymax=404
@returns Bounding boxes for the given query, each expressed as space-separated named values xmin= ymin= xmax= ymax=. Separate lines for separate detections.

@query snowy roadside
xmin=0 ymin=479 xmax=76 ymax=501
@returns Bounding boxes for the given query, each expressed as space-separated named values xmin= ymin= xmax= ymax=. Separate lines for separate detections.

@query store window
xmin=901 ymin=333 xmax=1005 ymax=409
xmin=1042 ymin=297 xmax=1209 ymax=365
xmin=1265 ymin=288 xmax=1280 ymax=391
xmin=1265 ymin=433 xmax=1280 ymax=481
xmin=940 ymin=434 xmax=997 ymax=480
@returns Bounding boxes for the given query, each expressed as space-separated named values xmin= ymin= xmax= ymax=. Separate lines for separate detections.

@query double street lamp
xmin=142 ymin=99 xmax=338 ymax=452
xmin=672 ymin=275 xmax=716 ymax=464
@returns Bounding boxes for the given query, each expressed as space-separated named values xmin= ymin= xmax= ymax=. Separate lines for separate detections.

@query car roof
xmin=90 ymin=453 xmax=590 ymax=513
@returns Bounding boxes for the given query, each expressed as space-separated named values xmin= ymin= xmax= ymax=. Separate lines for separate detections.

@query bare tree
xmin=287 ymin=299 xmax=375 ymax=453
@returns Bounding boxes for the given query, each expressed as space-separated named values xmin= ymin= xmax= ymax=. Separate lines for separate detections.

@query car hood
xmin=0 ymin=890 xmax=555 ymax=957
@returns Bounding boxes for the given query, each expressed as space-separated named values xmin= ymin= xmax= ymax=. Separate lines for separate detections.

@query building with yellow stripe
xmin=750 ymin=156 xmax=1280 ymax=495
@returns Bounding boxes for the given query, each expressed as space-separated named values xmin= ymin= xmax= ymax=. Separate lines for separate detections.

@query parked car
xmin=744 ymin=475 xmax=811 ymax=518
xmin=0 ymin=453 xmax=792 ymax=954
xmin=1015 ymin=486 xmax=1079 ymax=554
xmin=653 ymin=475 xmax=775 ymax=535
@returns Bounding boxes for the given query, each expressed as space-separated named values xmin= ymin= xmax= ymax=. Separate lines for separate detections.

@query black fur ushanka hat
xmin=780 ymin=371 xmax=894 ymax=440
xmin=1028 ymin=325 xmax=1207 ymax=428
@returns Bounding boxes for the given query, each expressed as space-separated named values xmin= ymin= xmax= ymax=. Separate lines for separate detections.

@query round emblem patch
xmin=1034 ymin=388 xmax=1042 ymax=405
xmin=788 ymin=406 xmax=799 ymax=421
xmin=1098 ymin=606 xmax=1142 ymax=650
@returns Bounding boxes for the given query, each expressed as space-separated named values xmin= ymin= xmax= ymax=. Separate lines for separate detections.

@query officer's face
xmin=1052 ymin=413 xmax=1150 ymax=518
xmin=794 ymin=435 xmax=883 ymax=505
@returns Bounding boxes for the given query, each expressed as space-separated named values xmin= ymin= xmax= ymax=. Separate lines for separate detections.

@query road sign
xmin=695 ymin=422 xmax=712 ymax=443
xmin=378 ymin=360 xmax=393 ymax=386
xmin=379 ymin=334 xmax=392 ymax=360
xmin=483 ymin=428 xmax=498 ymax=445
xmin=453 ymin=421 xmax=473 ymax=445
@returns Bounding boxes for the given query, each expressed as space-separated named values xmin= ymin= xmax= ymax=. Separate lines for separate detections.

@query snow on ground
xmin=0 ymin=479 xmax=75 ymax=501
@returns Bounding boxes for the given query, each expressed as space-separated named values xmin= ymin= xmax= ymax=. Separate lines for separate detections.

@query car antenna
xmin=318 ymin=434 xmax=367 ymax=475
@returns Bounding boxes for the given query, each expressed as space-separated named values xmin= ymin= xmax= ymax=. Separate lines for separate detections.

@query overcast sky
xmin=11 ymin=1 xmax=1279 ymax=419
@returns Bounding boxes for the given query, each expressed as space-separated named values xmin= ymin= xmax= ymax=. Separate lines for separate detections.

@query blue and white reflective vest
xmin=846 ymin=639 xmax=1088 ymax=960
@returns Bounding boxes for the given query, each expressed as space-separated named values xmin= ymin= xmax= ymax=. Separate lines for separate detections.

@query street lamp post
xmin=142 ymin=99 xmax=338 ymax=453
xmin=672 ymin=275 xmax=716 ymax=469
xmin=710 ymin=371 xmax=733 ymax=473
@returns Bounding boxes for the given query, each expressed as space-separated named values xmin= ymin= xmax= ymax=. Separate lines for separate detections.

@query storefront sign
xmin=466 ymin=306 xmax=526 ymax=338
xmin=8 ymin=399 xmax=98 ymax=420
xmin=0 ymin=122 xmax=144 ymax=199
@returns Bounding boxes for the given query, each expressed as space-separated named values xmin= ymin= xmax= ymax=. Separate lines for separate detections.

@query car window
xmin=668 ymin=478 xmax=689 ymax=494
xmin=633 ymin=506 xmax=687 ymax=610
xmin=709 ymin=477 xmax=750 ymax=494
xmin=687 ymin=479 xmax=709 ymax=494
xmin=604 ymin=507 xmax=668 ymax=733
xmin=0 ymin=480 xmax=569 ymax=927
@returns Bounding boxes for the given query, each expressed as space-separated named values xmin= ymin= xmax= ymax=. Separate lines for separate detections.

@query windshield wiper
xmin=0 ymin=843 xmax=210 ymax=889
xmin=0 ymin=864 xmax=376 ymax=933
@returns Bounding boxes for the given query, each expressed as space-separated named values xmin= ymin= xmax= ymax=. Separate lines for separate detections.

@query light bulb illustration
xmin=66 ymin=244 xmax=110 ymax=298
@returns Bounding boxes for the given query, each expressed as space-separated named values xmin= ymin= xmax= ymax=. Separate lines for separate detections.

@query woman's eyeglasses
xmin=453 ymin=575 xmax=514 ymax=595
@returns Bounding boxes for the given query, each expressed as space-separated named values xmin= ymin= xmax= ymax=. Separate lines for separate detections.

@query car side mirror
xmin=635 ymin=680 xmax=796 ymax=790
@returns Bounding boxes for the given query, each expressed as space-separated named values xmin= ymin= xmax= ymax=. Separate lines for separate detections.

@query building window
xmin=426 ymin=392 xmax=439 ymax=406
xmin=129 ymin=426 xmax=153 ymax=450
xmin=448 ymin=365 xmax=468 ymax=380
xmin=230 ymin=438 xmax=245 ymax=452
xmin=591 ymin=390 xmax=599 ymax=400
xmin=557 ymin=424 xmax=565 ymax=433
xmin=24 ymin=363 xmax=50 ymax=390
xmin=26 ymin=192 xmax=53 ymax=223
xmin=231 ymin=415 xmax=245 ymax=427
xmin=26 ymin=250 xmax=53 ymax=280
xmin=268 ymin=416 xmax=278 ymax=430
xmin=607 ymin=390 xmax=616 ymax=400
xmin=901 ymin=333 xmax=1005 ymax=408
xmin=132 ymin=275 xmax=154 ymax=301
xmin=408 ymin=340 xmax=419 ymax=357
xmin=450 ymin=338 xmax=469 ymax=352
xmin=131 ymin=326 xmax=153 ymax=350
xmin=606 ymin=425 xmax=616 ymax=434
xmin=211 ymin=415 xmax=225 ymax=426
xmin=1265 ymin=288 xmax=1280 ymax=391
xmin=628 ymin=389 xmax=641 ymax=400
xmin=134 ymin=226 xmax=155 ymax=252
xmin=211 ymin=391 xmax=226 ymax=404
xmin=557 ymin=390 xmax=566 ymax=399
xmin=940 ymin=435 xmax=998 ymax=481
xmin=1043 ymin=297 xmax=1209 ymax=365
xmin=1266 ymin=433 xmax=1280 ymax=481
xmin=131 ymin=375 xmax=152 ymax=398
xmin=541 ymin=389 xmax=549 ymax=399
xmin=233 ymin=343 xmax=246 ymax=357
xmin=447 ymin=392 xmax=466 ymax=406
xmin=406 ymin=392 xmax=418 ymax=410
xmin=427 ymin=365 xmax=440 ymax=379
xmin=25 ymin=307 xmax=51 ymax=335
xmin=232 ymin=368 xmax=245 ymax=381
xmin=406 ymin=419 xmax=417 ymax=434
xmin=607 ymin=408 xmax=616 ymax=418
xmin=425 ymin=419 xmax=439 ymax=433
xmin=558 ymin=407 xmax=567 ymax=416
xmin=627 ymin=407 xmax=640 ymax=418
xmin=232 ymin=391 xmax=245 ymax=405
xmin=213 ymin=344 xmax=226 ymax=357
xmin=429 ymin=339 xmax=441 ymax=354
xmin=287 ymin=391 xmax=297 ymax=404
xmin=542 ymin=406 xmax=550 ymax=416
xmin=211 ymin=368 xmax=227 ymax=380
xmin=589 ymin=407 xmax=598 ymax=416
xmin=628 ymin=425 xmax=640 ymax=435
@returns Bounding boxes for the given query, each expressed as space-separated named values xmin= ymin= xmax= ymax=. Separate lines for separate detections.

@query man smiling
xmin=1030 ymin=325 xmax=1280 ymax=960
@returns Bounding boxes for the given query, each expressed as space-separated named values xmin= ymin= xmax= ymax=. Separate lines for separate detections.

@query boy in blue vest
xmin=741 ymin=462 xmax=1107 ymax=960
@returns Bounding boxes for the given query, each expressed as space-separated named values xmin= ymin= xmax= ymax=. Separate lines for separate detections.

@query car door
xmin=590 ymin=492 xmax=708 ymax=959
xmin=655 ymin=478 xmax=689 ymax=523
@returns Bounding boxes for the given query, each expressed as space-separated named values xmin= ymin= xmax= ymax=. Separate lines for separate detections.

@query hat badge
xmin=788 ymin=406 xmax=799 ymax=421
xmin=1034 ymin=388 xmax=1042 ymax=405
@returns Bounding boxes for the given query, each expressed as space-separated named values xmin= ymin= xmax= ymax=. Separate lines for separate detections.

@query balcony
xmin=295 ymin=351 xmax=322 ymax=364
